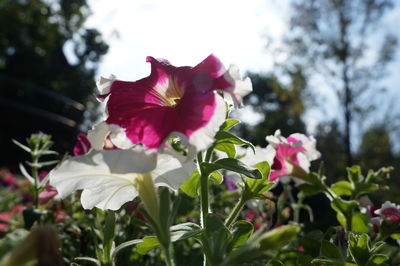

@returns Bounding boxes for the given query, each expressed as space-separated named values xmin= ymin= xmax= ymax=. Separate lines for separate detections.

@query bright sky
xmin=85 ymin=0 xmax=289 ymax=80
xmin=84 ymin=0 xmax=400 ymax=134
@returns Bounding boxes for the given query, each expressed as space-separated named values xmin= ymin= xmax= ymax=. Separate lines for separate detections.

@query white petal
xmin=152 ymin=153 xmax=193 ymax=191
xmin=297 ymin=152 xmax=311 ymax=173
xmin=242 ymin=146 xmax=276 ymax=167
xmin=96 ymin=74 xmax=116 ymax=95
xmin=188 ymin=94 xmax=226 ymax=152
xmin=49 ymin=149 xmax=157 ymax=210
xmin=266 ymin=129 xmax=286 ymax=147
xmin=109 ymin=124 xmax=135 ymax=149
xmin=289 ymin=133 xmax=321 ymax=161
xmin=224 ymin=64 xmax=253 ymax=108
xmin=87 ymin=122 xmax=110 ymax=150
xmin=81 ymin=185 xmax=137 ymax=210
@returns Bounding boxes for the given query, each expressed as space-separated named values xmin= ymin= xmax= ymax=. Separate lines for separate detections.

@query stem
xmin=31 ymin=155 xmax=40 ymax=208
xmin=293 ymin=196 xmax=304 ymax=224
xmin=197 ymin=152 xmax=209 ymax=228
xmin=204 ymin=148 xmax=213 ymax=163
xmin=200 ymin=172 xmax=209 ymax=228
xmin=224 ymin=195 xmax=246 ymax=228
xmin=161 ymin=244 xmax=174 ymax=266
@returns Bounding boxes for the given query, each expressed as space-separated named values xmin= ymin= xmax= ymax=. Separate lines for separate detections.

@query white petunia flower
xmin=49 ymin=148 xmax=191 ymax=211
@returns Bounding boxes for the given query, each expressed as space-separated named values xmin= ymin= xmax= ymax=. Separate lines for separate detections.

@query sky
xmin=85 ymin=0 xmax=289 ymax=80
xmin=83 ymin=0 xmax=400 ymax=135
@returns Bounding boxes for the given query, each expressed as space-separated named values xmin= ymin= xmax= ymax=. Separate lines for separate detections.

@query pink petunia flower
xmin=39 ymin=184 xmax=59 ymax=205
xmin=96 ymin=55 xmax=252 ymax=153
xmin=73 ymin=133 xmax=92 ymax=156
xmin=373 ymin=201 xmax=400 ymax=224
xmin=0 ymin=169 xmax=17 ymax=189
xmin=266 ymin=130 xmax=320 ymax=182
xmin=0 ymin=205 xmax=24 ymax=232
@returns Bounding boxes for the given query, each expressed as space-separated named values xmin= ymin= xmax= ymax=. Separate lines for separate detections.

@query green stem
xmin=161 ymin=244 xmax=174 ymax=266
xmin=200 ymin=172 xmax=209 ymax=228
xmin=197 ymin=152 xmax=209 ymax=228
xmin=204 ymin=147 xmax=213 ymax=163
xmin=293 ymin=196 xmax=304 ymax=224
xmin=31 ymin=155 xmax=40 ymax=208
xmin=224 ymin=195 xmax=247 ymax=228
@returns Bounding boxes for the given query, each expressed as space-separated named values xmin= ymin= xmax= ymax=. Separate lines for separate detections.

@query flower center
xmin=154 ymin=77 xmax=185 ymax=107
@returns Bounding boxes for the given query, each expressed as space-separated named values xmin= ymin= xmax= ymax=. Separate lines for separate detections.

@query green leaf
xmin=258 ymin=225 xmax=301 ymax=251
xmin=215 ymin=142 xmax=236 ymax=158
xmin=229 ymin=221 xmax=254 ymax=250
xmin=298 ymin=183 xmax=324 ymax=196
xmin=331 ymin=181 xmax=353 ymax=196
xmin=112 ymin=239 xmax=142 ymax=260
xmin=311 ymin=258 xmax=356 ymax=266
xmin=202 ymin=214 xmax=231 ymax=265
xmin=348 ymin=166 xmax=363 ymax=184
xmin=267 ymin=259 xmax=285 ymax=266
xmin=136 ymin=236 xmax=160 ymax=255
xmin=180 ymin=170 xmax=223 ymax=197
xmin=201 ymin=158 xmax=262 ymax=180
xmin=220 ymin=119 xmax=240 ymax=131
xmin=103 ymin=211 xmax=116 ymax=260
xmin=170 ymin=223 xmax=202 ymax=242
xmin=12 ymin=139 xmax=31 ymax=153
xmin=348 ymin=232 xmax=370 ymax=266
xmin=180 ymin=170 xmax=201 ymax=196
xmin=331 ymin=198 xmax=358 ymax=216
xmin=18 ymin=163 xmax=35 ymax=184
xmin=0 ymin=229 xmax=30 ymax=259
xmin=320 ymin=240 xmax=343 ymax=260
xmin=351 ymin=213 xmax=370 ymax=233
xmin=367 ymin=254 xmax=389 ymax=265
xmin=74 ymin=257 xmax=100 ymax=265
xmin=214 ymin=131 xmax=255 ymax=153
xmin=390 ymin=233 xmax=400 ymax=240
xmin=243 ymin=161 xmax=273 ymax=199
xmin=210 ymin=171 xmax=223 ymax=184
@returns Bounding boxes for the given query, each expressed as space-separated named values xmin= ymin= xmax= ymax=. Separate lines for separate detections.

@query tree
xmin=235 ymin=66 xmax=307 ymax=147
xmin=284 ymin=0 xmax=398 ymax=166
xmin=0 ymin=0 xmax=108 ymax=165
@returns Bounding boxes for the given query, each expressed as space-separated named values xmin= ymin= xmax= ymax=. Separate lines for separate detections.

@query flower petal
xmin=223 ymin=64 xmax=253 ymax=108
xmin=96 ymin=74 xmax=116 ymax=99
xmin=87 ymin=122 xmax=110 ymax=150
xmin=49 ymin=149 xmax=157 ymax=210
xmin=187 ymin=94 xmax=226 ymax=151
xmin=152 ymin=153 xmax=194 ymax=191
xmin=104 ymin=55 xmax=230 ymax=151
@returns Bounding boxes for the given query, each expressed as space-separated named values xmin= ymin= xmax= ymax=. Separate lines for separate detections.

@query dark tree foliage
xmin=285 ymin=0 xmax=398 ymax=166
xmin=235 ymin=67 xmax=307 ymax=146
xmin=0 ymin=0 xmax=108 ymax=165
xmin=314 ymin=121 xmax=347 ymax=181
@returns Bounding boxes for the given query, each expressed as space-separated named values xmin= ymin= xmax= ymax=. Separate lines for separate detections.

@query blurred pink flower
xmin=0 ymin=169 xmax=17 ymax=189
xmin=373 ymin=201 xmax=400 ymax=224
xmin=0 ymin=205 xmax=24 ymax=231
xmin=266 ymin=130 xmax=320 ymax=182
xmin=39 ymin=184 xmax=58 ymax=205
xmin=97 ymin=55 xmax=252 ymax=153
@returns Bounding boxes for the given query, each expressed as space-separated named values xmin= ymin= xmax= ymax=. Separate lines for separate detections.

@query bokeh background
xmin=1 ymin=0 xmax=400 ymax=200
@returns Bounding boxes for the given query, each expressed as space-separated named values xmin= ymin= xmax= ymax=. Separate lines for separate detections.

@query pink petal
xmin=105 ymin=55 xmax=229 ymax=150
xmin=73 ymin=133 xmax=92 ymax=156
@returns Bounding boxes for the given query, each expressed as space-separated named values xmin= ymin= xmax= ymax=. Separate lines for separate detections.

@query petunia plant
xmin=1 ymin=55 xmax=400 ymax=266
